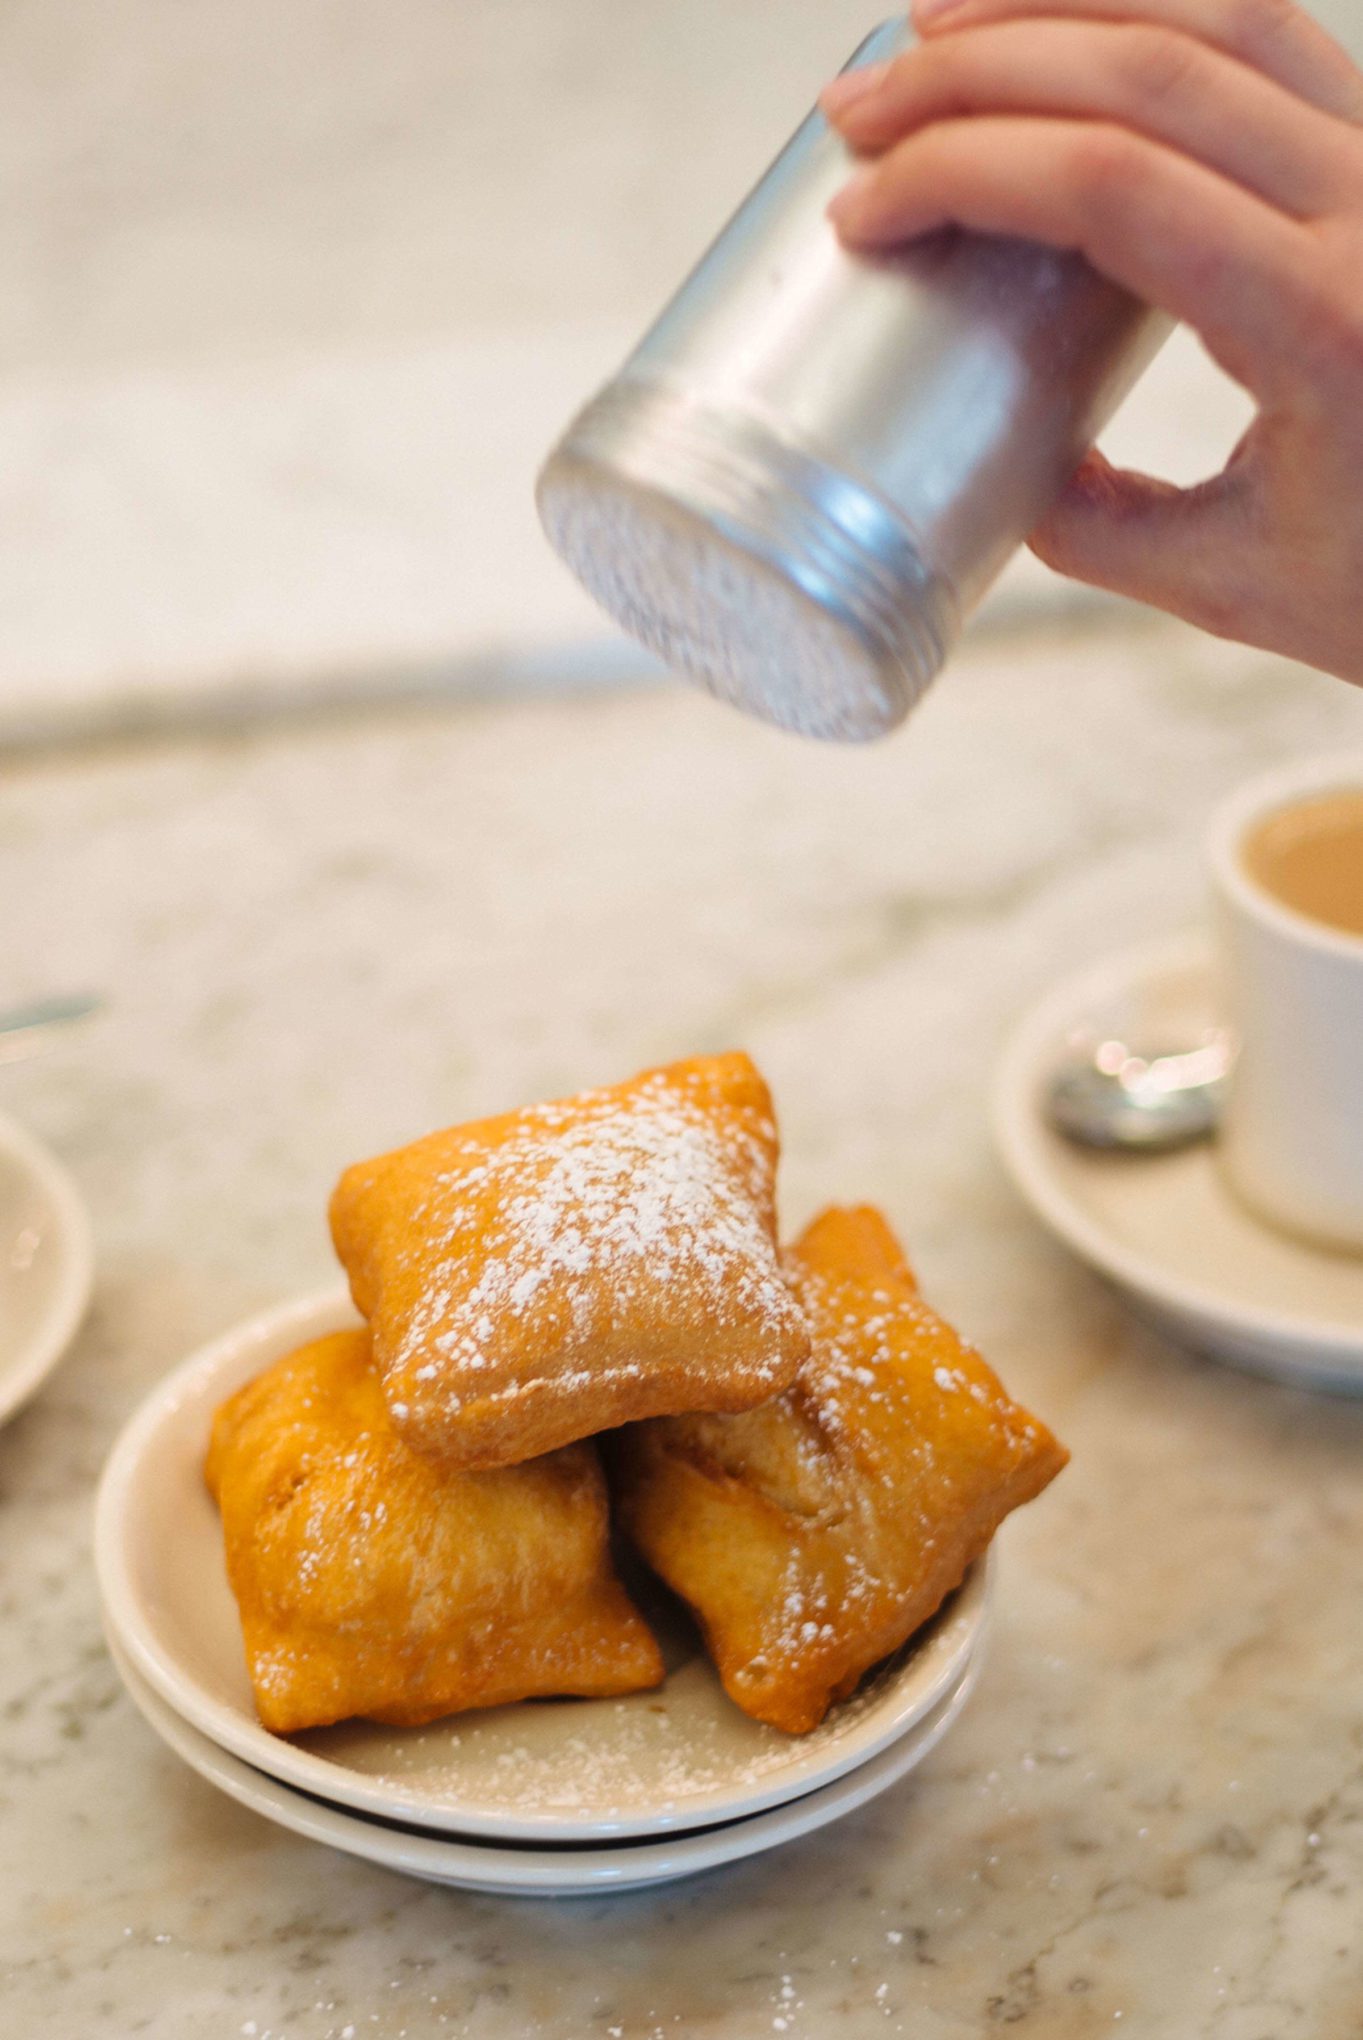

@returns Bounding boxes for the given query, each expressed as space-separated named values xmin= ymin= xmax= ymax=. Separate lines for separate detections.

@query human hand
xmin=821 ymin=0 xmax=1363 ymax=684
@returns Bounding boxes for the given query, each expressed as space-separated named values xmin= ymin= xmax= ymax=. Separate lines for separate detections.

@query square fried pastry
xmin=205 ymin=1328 xmax=663 ymax=1733
xmin=616 ymin=1205 xmax=1068 ymax=1734
xmin=328 ymin=1053 xmax=810 ymax=1472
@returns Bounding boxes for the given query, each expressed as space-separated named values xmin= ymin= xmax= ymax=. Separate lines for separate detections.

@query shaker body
xmin=539 ymin=20 xmax=1173 ymax=741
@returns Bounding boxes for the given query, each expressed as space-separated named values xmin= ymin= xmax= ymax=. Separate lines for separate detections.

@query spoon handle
xmin=0 ymin=995 xmax=105 ymax=1066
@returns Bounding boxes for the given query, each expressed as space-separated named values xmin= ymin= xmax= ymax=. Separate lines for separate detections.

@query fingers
xmin=828 ymin=115 xmax=1319 ymax=391
xmin=1028 ymin=450 xmax=1259 ymax=638
xmin=907 ymin=0 xmax=1363 ymax=122
xmin=823 ymin=21 xmax=1360 ymax=219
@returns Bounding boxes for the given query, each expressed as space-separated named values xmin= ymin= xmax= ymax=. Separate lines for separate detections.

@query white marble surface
xmin=4 ymin=615 xmax=1363 ymax=2036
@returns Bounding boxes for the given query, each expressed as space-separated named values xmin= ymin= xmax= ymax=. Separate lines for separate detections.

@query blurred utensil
xmin=1046 ymin=1030 xmax=1234 ymax=1153
xmin=0 ymin=994 xmax=105 ymax=1066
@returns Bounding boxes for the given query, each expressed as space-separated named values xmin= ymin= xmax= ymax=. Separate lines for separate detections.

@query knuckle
xmin=878 ymin=51 xmax=920 ymax=100
xmin=1065 ymin=126 xmax=1141 ymax=211
xmin=1168 ymin=224 xmax=1241 ymax=305
xmin=1118 ymin=27 xmax=1205 ymax=106
xmin=893 ymin=40 xmax=958 ymax=104
xmin=1288 ymin=231 xmax=1360 ymax=342
xmin=1302 ymin=280 xmax=1363 ymax=379
xmin=1226 ymin=0 xmax=1300 ymax=68
xmin=902 ymin=41 xmax=973 ymax=115
xmin=1192 ymin=583 xmax=1256 ymax=643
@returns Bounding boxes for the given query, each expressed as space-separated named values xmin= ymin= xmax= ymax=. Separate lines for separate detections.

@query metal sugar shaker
xmin=537 ymin=18 xmax=1174 ymax=743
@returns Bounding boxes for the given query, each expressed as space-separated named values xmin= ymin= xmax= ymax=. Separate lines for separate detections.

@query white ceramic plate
xmin=94 ymin=1286 xmax=993 ymax=1840
xmin=995 ymin=933 xmax=1363 ymax=1393
xmin=0 ymin=1109 xmax=94 ymax=1427
xmin=106 ymin=1631 xmax=983 ymax=1895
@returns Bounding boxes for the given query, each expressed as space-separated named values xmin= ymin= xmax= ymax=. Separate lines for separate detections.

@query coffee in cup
xmin=1242 ymin=789 xmax=1363 ymax=942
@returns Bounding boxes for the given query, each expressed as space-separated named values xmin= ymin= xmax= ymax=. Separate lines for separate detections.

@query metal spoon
xmin=1046 ymin=1029 xmax=1235 ymax=1153
xmin=0 ymin=994 xmax=105 ymax=1067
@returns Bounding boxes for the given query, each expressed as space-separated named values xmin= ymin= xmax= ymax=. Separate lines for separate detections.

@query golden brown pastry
xmin=328 ymin=1053 xmax=810 ymax=1472
xmin=205 ymin=1329 xmax=663 ymax=1733
xmin=616 ymin=1205 xmax=1068 ymax=1735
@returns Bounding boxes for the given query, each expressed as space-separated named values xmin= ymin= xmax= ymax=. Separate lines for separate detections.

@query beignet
xmin=205 ymin=1329 xmax=663 ymax=1733
xmin=328 ymin=1053 xmax=809 ymax=1471
xmin=616 ymin=1205 xmax=1068 ymax=1734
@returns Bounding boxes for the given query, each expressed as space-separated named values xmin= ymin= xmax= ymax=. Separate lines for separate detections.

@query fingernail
xmin=828 ymin=165 xmax=879 ymax=230
xmin=819 ymin=60 xmax=892 ymax=117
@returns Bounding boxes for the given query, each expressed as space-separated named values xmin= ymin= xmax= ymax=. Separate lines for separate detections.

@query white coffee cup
xmin=1211 ymin=755 xmax=1363 ymax=1254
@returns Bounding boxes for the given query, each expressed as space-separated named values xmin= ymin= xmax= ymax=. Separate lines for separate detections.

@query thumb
xmin=1029 ymin=449 xmax=1253 ymax=635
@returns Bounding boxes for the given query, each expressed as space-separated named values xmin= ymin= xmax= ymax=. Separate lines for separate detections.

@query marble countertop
xmin=5 ymin=613 xmax=1363 ymax=2039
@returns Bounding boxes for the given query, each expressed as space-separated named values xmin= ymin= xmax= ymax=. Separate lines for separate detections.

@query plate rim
xmin=94 ymin=1285 xmax=994 ymax=1841
xmin=106 ymin=1628 xmax=983 ymax=1894
xmin=0 ymin=1108 xmax=95 ymax=1427
xmin=993 ymin=930 xmax=1363 ymax=1372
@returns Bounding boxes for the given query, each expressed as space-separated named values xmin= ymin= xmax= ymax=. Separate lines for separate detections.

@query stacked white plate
xmin=0 ymin=1110 xmax=93 ymax=1427
xmin=95 ymin=1291 xmax=992 ymax=1895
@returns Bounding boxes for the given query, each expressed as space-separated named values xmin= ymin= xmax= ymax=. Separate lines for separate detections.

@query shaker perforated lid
xmin=537 ymin=382 xmax=954 ymax=745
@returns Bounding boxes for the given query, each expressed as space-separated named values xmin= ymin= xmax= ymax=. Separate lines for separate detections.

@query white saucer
xmin=107 ymin=1631 xmax=983 ymax=1896
xmin=95 ymin=1287 xmax=993 ymax=1841
xmin=995 ymin=934 xmax=1363 ymax=1393
xmin=0 ymin=1109 xmax=94 ymax=1427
